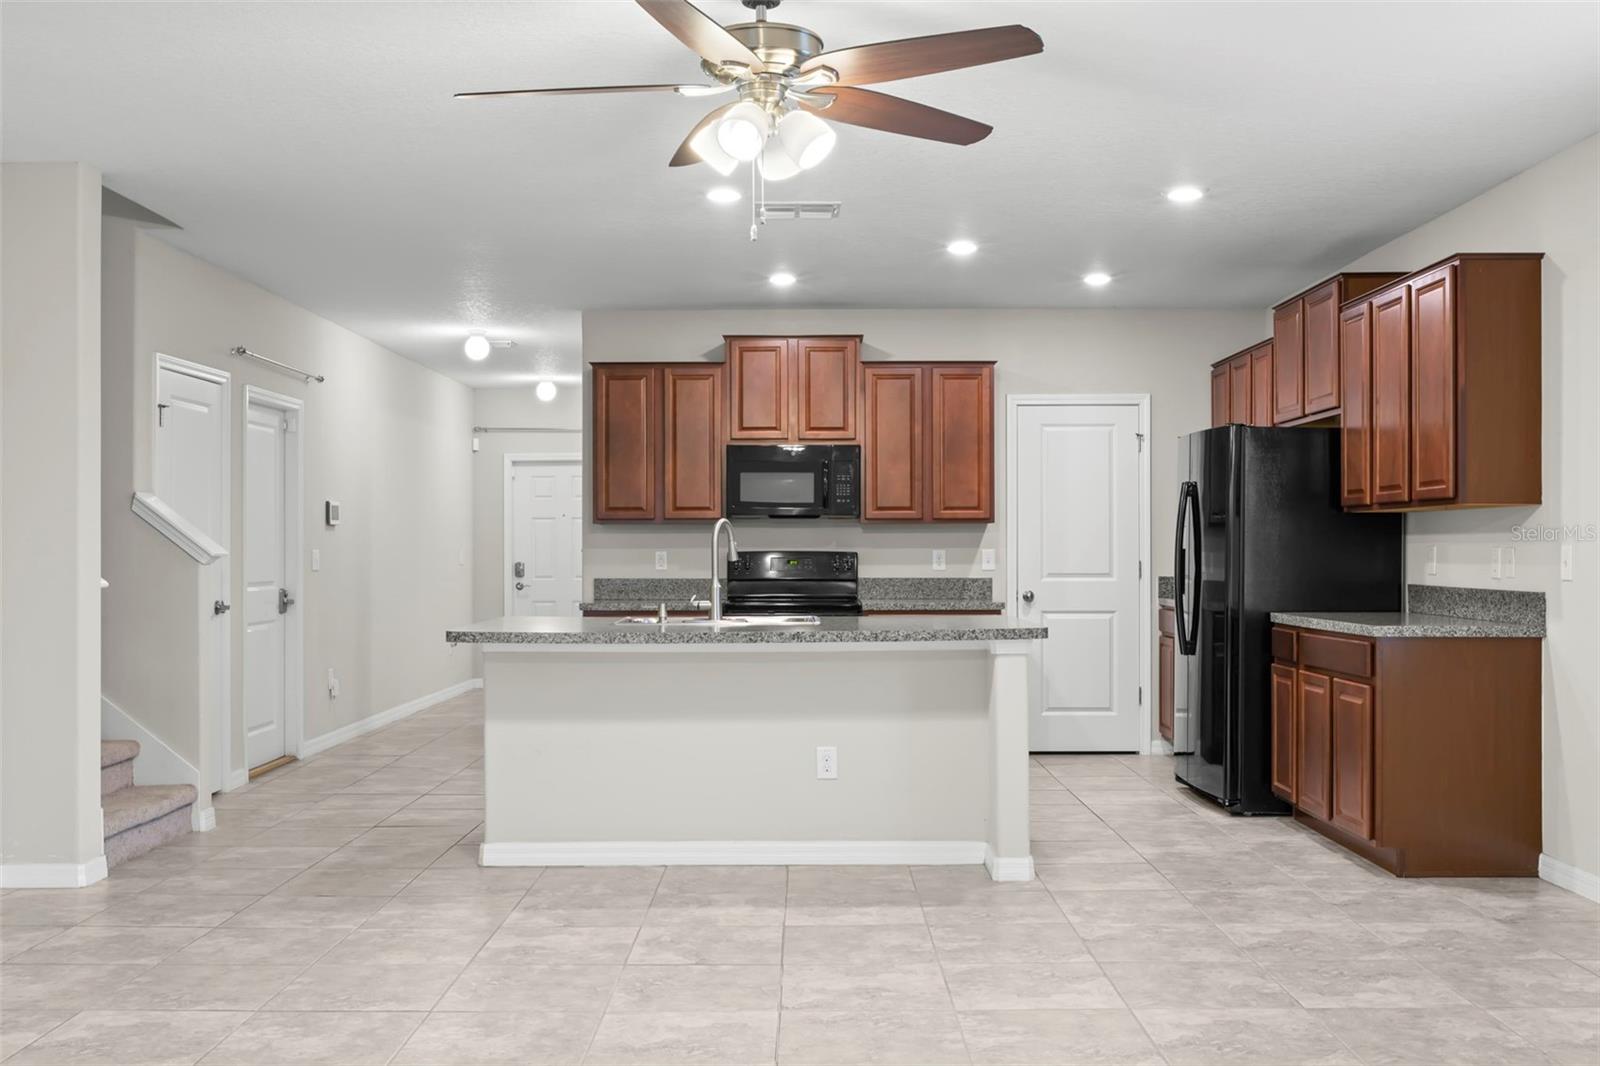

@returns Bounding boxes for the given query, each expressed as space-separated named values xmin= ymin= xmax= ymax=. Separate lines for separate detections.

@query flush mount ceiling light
xmin=946 ymin=239 xmax=978 ymax=257
xmin=463 ymin=333 xmax=492 ymax=360
xmin=706 ymin=185 xmax=742 ymax=203
xmin=535 ymin=381 xmax=558 ymax=402
xmin=768 ymin=271 xmax=797 ymax=287
xmin=1166 ymin=185 xmax=1204 ymax=204
xmin=1082 ymin=272 xmax=1112 ymax=288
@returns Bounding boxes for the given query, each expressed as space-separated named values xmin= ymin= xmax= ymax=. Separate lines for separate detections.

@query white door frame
xmin=502 ymin=452 xmax=584 ymax=616
xmin=1006 ymin=393 xmax=1152 ymax=754
xmin=243 ymin=385 xmax=306 ymax=768
xmin=153 ymin=353 xmax=233 ymax=792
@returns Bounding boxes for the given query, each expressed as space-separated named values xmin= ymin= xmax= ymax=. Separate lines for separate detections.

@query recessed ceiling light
xmin=768 ymin=271 xmax=797 ymax=288
xmin=946 ymin=239 xmax=978 ymax=257
xmin=1166 ymin=185 xmax=1204 ymax=204
xmin=463 ymin=333 xmax=491 ymax=360
xmin=706 ymin=186 xmax=741 ymax=204
xmin=535 ymin=381 xmax=558 ymax=402
xmin=1082 ymin=272 xmax=1112 ymax=288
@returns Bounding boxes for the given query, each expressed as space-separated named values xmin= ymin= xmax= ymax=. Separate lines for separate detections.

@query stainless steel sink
xmin=612 ymin=614 xmax=821 ymax=628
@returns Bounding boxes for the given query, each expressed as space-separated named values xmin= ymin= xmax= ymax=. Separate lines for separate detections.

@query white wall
xmin=101 ymin=222 xmax=476 ymax=782
xmin=1 ymin=163 xmax=105 ymax=881
xmin=1342 ymin=135 xmax=1599 ymax=887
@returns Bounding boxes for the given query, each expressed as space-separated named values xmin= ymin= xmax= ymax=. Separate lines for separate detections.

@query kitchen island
xmin=447 ymin=615 xmax=1047 ymax=881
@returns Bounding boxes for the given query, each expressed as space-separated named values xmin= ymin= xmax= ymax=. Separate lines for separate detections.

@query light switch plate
xmin=981 ymin=548 xmax=996 ymax=572
xmin=931 ymin=549 xmax=947 ymax=572
xmin=311 ymin=548 xmax=321 ymax=572
xmin=1490 ymin=548 xmax=1502 ymax=580
xmin=655 ymin=551 xmax=668 ymax=571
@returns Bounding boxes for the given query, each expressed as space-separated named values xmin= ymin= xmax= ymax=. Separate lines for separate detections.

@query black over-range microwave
xmin=725 ymin=444 xmax=859 ymax=518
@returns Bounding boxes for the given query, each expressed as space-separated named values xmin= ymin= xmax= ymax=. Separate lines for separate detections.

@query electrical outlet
xmin=1561 ymin=543 xmax=1574 ymax=581
xmin=655 ymin=551 xmax=668 ymax=571
xmin=981 ymin=548 xmax=996 ymax=572
xmin=1503 ymin=547 xmax=1516 ymax=579
xmin=931 ymin=549 xmax=947 ymax=572
xmin=1490 ymin=547 xmax=1502 ymax=580
xmin=327 ymin=668 xmax=340 ymax=699
xmin=1425 ymin=545 xmax=1437 ymax=577
xmin=311 ymin=548 xmax=321 ymax=572
xmin=816 ymin=746 xmax=838 ymax=780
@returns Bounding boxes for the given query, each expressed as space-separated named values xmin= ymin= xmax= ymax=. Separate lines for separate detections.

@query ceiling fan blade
xmin=455 ymin=84 xmax=686 ymax=99
xmin=669 ymin=102 xmax=736 ymax=167
xmin=801 ymin=87 xmax=992 ymax=146
xmin=637 ymin=0 xmax=762 ymax=69
xmin=801 ymin=25 xmax=1042 ymax=86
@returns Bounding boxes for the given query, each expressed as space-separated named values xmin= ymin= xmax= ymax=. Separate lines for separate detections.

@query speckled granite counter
xmin=1157 ymin=576 xmax=1174 ymax=602
xmin=1271 ymin=585 xmax=1545 ymax=639
xmin=450 ymin=614 xmax=1045 ymax=646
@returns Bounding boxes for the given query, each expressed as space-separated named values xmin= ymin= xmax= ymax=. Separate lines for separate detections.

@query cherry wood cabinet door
xmin=727 ymin=338 xmax=790 ymax=440
xmin=1210 ymin=365 xmax=1230 ymax=427
xmin=1371 ymin=287 xmax=1412 ymax=505
xmin=1271 ymin=663 xmax=1297 ymax=802
xmin=1272 ymin=300 xmax=1305 ymax=424
xmin=1158 ymin=629 xmax=1176 ymax=743
xmin=1295 ymin=668 xmax=1333 ymax=820
xmin=861 ymin=365 xmax=925 ymax=520
xmin=1330 ymin=677 xmax=1376 ymax=840
xmin=661 ymin=365 xmax=723 ymax=520
xmin=794 ymin=338 xmax=858 ymax=440
xmin=1302 ymin=281 xmax=1342 ymax=415
xmin=928 ymin=364 xmax=994 ymax=521
xmin=1228 ymin=355 xmax=1251 ymax=426
xmin=1250 ymin=344 xmax=1274 ymax=426
xmin=592 ymin=364 xmax=659 ymax=521
xmin=1340 ymin=302 xmax=1374 ymax=507
xmin=1410 ymin=266 xmax=1458 ymax=502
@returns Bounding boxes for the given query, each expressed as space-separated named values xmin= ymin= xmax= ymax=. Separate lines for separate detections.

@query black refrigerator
xmin=1172 ymin=426 xmax=1402 ymax=813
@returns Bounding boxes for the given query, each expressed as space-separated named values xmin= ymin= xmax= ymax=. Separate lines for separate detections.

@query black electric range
xmin=722 ymin=551 xmax=863 ymax=616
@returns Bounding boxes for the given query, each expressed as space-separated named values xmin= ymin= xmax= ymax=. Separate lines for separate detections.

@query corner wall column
xmin=986 ymin=642 xmax=1035 ymax=881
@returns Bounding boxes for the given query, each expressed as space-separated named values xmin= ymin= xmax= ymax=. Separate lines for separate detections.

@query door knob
xmin=278 ymin=588 xmax=295 ymax=615
xmin=515 ymin=582 xmax=527 ymax=591
xmin=1021 ymin=590 xmax=1035 ymax=603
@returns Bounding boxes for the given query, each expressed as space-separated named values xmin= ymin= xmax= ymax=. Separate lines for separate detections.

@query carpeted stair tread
xmin=101 ymin=739 xmax=140 ymax=768
xmin=102 ymin=783 xmax=196 ymax=837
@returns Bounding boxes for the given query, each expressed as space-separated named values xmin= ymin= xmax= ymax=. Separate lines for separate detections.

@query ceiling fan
xmin=456 ymin=0 xmax=1043 ymax=180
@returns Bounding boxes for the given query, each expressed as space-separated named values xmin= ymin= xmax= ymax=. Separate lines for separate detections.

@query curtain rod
xmin=230 ymin=346 xmax=324 ymax=384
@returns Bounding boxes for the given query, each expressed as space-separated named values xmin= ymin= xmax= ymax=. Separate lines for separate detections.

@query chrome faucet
xmin=709 ymin=517 xmax=739 ymax=623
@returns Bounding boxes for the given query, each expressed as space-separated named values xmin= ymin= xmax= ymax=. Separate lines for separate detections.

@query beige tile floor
xmin=2 ymin=689 xmax=1598 ymax=1064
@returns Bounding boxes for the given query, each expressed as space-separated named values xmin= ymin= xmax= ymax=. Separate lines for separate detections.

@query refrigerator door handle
xmin=1175 ymin=480 xmax=1201 ymax=656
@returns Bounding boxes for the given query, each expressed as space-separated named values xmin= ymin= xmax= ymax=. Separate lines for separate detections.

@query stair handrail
xmin=130 ymin=492 xmax=227 ymax=565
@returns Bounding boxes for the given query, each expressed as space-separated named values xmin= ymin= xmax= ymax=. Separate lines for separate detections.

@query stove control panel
xmin=730 ymin=551 xmax=857 ymax=580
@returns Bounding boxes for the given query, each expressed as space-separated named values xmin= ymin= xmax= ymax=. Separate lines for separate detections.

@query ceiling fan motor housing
xmin=725 ymin=19 xmax=824 ymax=71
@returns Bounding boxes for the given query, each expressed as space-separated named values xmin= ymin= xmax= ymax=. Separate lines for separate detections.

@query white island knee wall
xmin=448 ymin=616 xmax=1045 ymax=881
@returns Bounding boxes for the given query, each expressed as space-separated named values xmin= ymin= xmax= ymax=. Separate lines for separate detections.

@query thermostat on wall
xmin=325 ymin=500 xmax=341 ymax=527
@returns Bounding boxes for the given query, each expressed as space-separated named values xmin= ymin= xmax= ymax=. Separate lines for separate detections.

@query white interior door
xmin=243 ymin=400 xmax=289 ymax=768
xmin=509 ymin=461 xmax=583 ymax=616
xmin=1015 ymin=402 xmax=1144 ymax=752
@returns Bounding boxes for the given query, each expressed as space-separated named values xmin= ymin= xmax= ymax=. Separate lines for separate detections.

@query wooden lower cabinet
xmin=1157 ymin=607 xmax=1176 ymax=743
xmin=1270 ymin=624 xmax=1540 ymax=876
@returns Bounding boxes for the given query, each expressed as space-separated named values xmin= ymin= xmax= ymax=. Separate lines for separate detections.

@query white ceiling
xmin=4 ymin=1 xmax=1596 ymax=387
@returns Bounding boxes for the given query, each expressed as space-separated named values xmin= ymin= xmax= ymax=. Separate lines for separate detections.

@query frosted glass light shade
xmin=717 ymin=101 xmax=770 ymax=161
xmin=777 ymin=110 xmax=836 ymax=169
xmin=689 ymin=123 xmax=738 ymax=175
xmin=758 ymin=138 xmax=801 ymax=181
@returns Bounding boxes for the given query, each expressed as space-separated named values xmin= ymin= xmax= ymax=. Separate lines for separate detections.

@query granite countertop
xmin=448 ymin=614 xmax=1047 ymax=646
xmin=1268 ymin=610 xmax=1541 ymax=639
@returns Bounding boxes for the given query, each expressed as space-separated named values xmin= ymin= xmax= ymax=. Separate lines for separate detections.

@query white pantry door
xmin=243 ymin=399 xmax=290 ymax=769
xmin=508 ymin=461 xmax=583 ymax=616
xmin=154 ymin=363 xmax=227 ymax=541
xmin=1015 ymin=402 xmax=1144 ymax=751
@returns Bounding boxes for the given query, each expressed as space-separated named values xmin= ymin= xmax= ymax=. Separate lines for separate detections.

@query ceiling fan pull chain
xmin=749 ymin=159 xmax=758 ymax=241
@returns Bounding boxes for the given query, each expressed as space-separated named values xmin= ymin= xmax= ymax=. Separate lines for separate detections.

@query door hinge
xmin=1138 ymin=685 xmax=1143 ymax=705
xmin=156 ymin=402 xmax=170 ymax=427
xmin=1136 ymin=432 xmax=1145 ymax=451
xmin=1139 ymin=560 xmax=1143 ymax=578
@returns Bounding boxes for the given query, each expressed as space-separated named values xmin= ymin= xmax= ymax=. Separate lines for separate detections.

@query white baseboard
xmin=222 ymin=769 xmax=250 ymax=792
xmin=101 ymin=695 xmax=202 ymax=791
xmin=298 ymin=677 xmax=482 ymax=759
xmin=482 ymin=839 xmax=989 ymax=869
xmin=192 ymin=806 xmax=216 ymax=832
xmin=984 ymin=848 xmax=1036 ymax=883
xmin=0 ymin=855 xmax=108 ymax=888
xmin=1539 ymin=853 xmax=1600 ymax=903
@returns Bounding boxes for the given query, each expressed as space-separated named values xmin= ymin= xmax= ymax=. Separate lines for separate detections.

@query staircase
xmin=101 ymin=740 xmax=196 ymax=866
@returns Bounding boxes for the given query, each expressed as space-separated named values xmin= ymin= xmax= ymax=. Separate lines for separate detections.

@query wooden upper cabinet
xmin=1339 ymin=302 xmax=1374 ymax=507
xmin=1370 ymin=287 xmax=1412 ymax=506
xmin=794 ymin=337 xmax=859 ymax=440
xmin=661 ymin=365 xmax=723 ymax=519
xmin=1330 ymin=677 xmax=1375 ymax=841
xmin=1302 ymin=280 xmax=1342 ymax=415
xmin=1409 ymin=265 xmax=1457 ymax=502
xmin=1272 ymin=301 xmax=1305 ymax=424
xmin=592 ymin=364 xmax=659 ymax=520
xmin=1227 ymin=355 xmax=1251 ymax=427
xmin=1295 ymin=668 xmax=1333 ymax=822
xmin=726 ymin=338 xmax=790 ymax=440
xmin=1210 ymin=365 xmax=1230 ymax=427
xmin=1250 ymin=343 xmax=1274 ymax=426
xmin=928 ymin=365 xmax=994 ymax=521
xmin=862 ymin=365 xmax=925 ymax=520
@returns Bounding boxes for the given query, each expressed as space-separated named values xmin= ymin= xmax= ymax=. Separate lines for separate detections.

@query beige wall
xmin=1 ymin=163 xmax=105 ymax=876
xmin=1342 ymin=135 xmax=1599 ymax=885
xmin=470 ymin=385 xmax=581 ymax=624
xmin=101 ymin=223 xmax=475 ymax=783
